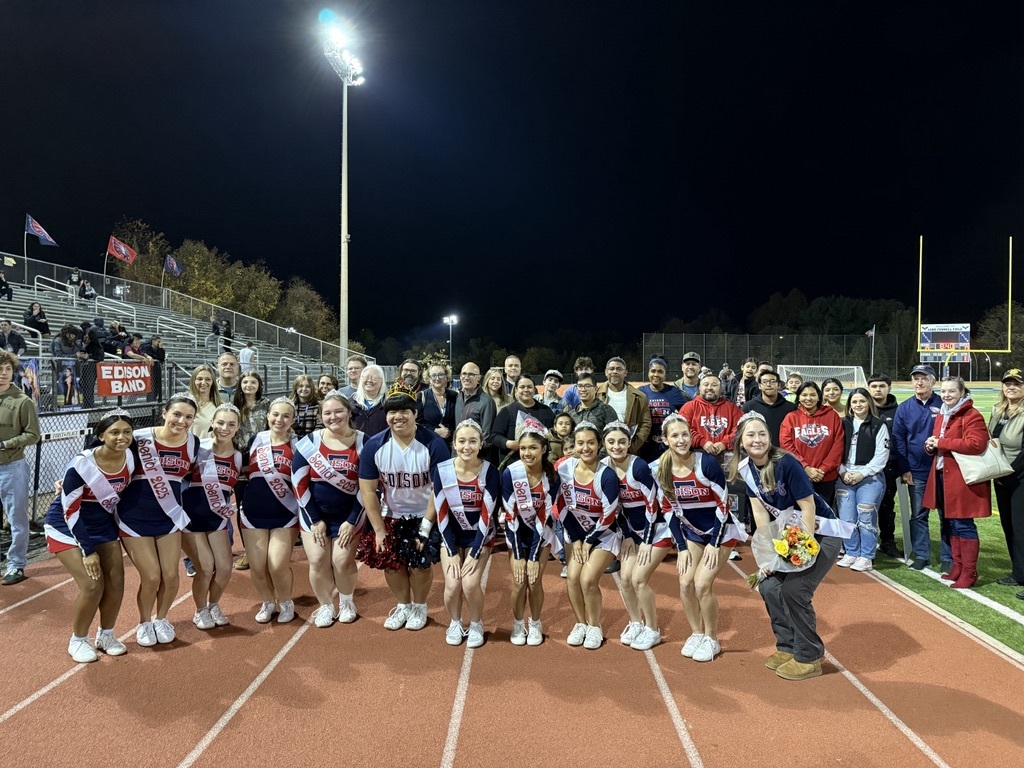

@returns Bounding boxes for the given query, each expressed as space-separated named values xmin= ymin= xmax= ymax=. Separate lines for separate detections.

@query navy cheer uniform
xmin=292 ymin=429 xmax=366 ymax=538
xmin=45 ymin=450 xmax=134 ymax=554
xmin=431 ymin=459 xmax=499 ymax=558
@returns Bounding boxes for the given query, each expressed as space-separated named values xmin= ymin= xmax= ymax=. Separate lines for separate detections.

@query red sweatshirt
xmin=780 ymin=405 xmax=845 ymax=481
xmin=679 ymin=397 xmax=743 ymax=450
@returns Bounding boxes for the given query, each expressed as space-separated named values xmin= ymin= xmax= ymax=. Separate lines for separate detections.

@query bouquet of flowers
xmin=748 ymin=517 xmax=819 ymax=589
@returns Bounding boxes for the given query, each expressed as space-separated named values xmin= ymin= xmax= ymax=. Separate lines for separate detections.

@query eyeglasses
xmin=577 ymin=383 xmax=595 ymax=390
xmin=429 ymin=373 xmax=446 ymax=380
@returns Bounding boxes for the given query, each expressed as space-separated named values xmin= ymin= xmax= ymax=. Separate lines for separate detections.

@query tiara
xmin=386 ymin=381 xmax=417 ymax=401
xmin=171 ymin=391 xmax=198 ymax=405
xmin=322 ymin=389 xmax=349 ymax=400
xmin=455 ymin=418 xmax=483 ymax=434
xmin=602 ymin=420 xmax=636 ymax=438
xmin=214 ymin=403 xmax=241 ymax=415
xmin=737 ymin=411 xmax=767 ymax=427
xmin=514 ymin=414 xmax=549 ymax=441
xmin=270 ymin=396 xmax=295 ymax=408
xmin=572 ymin=420 xmax=598 ymax=433
xmin=102 ymin=407 xmax=132 ymax=420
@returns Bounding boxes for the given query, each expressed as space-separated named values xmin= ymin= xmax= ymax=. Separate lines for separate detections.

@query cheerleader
xmin=241 ymin=397 xmax=300 ymax=624
xmin=558 ymin=421 xmax=622 ymax=649
xmin=118 ymin=393 xmax=201 ymax=647
xmin=292 ymin=391 xmax=365 ymax=628
xmin=182 ymin=403 xmax=241 ymax=630
xmin=501 ymin=417 xmax=560 ymax=647
xmin=356 ymin=383 xmax=449 ymax=631
xmin=656 ymin=414 xmax=746 ymax=662
xmin=728 ymin=411 xmax=850 ymax=681
xmin=44 ymin=410 xmax=135 ymax=662
xmin=424 ymin=419 xmax=498 ymax=648
xmin=601 ymin=422 xmax=664 ymax=651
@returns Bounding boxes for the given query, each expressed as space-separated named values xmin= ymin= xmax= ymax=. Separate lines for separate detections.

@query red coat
xmin=923 ymin=404 xmax=992 ymax=519
xmin=779 ymin=405 xmax=845 ymax=482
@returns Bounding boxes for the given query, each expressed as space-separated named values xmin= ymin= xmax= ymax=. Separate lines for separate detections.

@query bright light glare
xmin=326 ymin=25 xmax=347 ymax=47
xmin=444 ymin=315 xmax=458 ymax=325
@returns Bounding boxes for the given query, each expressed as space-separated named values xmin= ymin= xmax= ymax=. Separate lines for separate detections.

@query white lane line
xmin=440 ymin=556 xmax=494 ymax=768
xmin=0 ymin=590 xmax=193 ymax=724
xmin=0 ymin=577 xmax=74 ymax=616
xmin=824 ymin=651 xmax=951 ymax=768
xmin=612 ymin=573 xmax=703 ymax=768
xmin=178 ymin=615 xmax=315 ymax=768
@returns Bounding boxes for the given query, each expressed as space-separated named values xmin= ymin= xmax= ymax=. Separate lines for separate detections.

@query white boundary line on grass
xmin=727 ymin=562 xmax=948 ymax=767
xmin=612 ymin=572 xmax=704 ymax=768
xmin=0 ymin=590 xmax=193 ymax=725
xmin=440 ymin=556 xmax=494 ymax=768
xmin=178 ymin=614 xmax=315 ymax=768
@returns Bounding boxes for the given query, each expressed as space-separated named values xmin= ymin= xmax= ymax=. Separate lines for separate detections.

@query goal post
xmin=776 ymin=364 xmax=867 ymax=390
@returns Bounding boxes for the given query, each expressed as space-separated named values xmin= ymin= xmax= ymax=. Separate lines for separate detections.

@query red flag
xmin=107 ymin=235 xmax=138 ymax=265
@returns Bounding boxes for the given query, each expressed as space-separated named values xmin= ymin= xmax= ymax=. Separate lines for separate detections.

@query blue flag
xmin=25 ymin=214 xmax=58 ymax=247
xmin=163 ymin=254 xmax=184 ymax=277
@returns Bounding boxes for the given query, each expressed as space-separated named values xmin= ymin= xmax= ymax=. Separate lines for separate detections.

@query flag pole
xmin=22 ymin=230 xmax=27 ymax=283
xmin=869 ymin=324 xmax=876 ymax=374
xmin=102 ymin=253 xmax=108 ymax=297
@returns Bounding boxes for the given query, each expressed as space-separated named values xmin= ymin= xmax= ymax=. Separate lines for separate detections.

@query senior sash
xmin=296 ymin=432 xmax=360 ymax=496
xmin=73 ymin=450 xmax=134 ymax=514
xmin=134 ymin=429 xmax=191 ymax=529
xmin=657 ymin=456 xmax=748 ymax=544
xmin=436 ymin=460 xmax=473 ymax=531
xmin=251 ymin=432 xmax=298 ymax=514
xmin=197 ymin=440 xmax=236 ymax=519
xmin=738 ymin=457 xmax=854 ymax=538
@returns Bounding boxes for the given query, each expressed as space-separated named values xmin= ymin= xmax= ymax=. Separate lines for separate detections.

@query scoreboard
xmin=920 ymin=323 xmax=970 ymax=364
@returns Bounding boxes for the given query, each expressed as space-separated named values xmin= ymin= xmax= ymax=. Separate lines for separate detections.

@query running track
xmin=2 ymin=547 xmax=1022 ymax=767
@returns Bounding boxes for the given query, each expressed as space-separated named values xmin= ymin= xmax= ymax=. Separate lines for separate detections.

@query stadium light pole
xmin=444 ymin=315 xmax=458 ymax=362
xmin=323 ymin=26 xmax=364 ymax=366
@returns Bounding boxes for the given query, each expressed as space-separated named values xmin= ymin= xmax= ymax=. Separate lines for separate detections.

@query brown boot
xmin=775 ymin=658 xmax=823 ymax=680
xmin=951 ymin=537 xmax=978 ymax=589
xmin=765 ymin=651 xmax=795 ymax=670
xmin=941 ymin=536 xmax=961 ymax=581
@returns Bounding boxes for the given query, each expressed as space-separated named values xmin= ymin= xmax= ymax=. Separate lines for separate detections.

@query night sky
xmin=3 ymin=2 xmax=1023 ymax=347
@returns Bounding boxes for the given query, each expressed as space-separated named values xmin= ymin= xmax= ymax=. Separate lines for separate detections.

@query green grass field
xmin=871 ymin=385 xmax=1024 ymax=654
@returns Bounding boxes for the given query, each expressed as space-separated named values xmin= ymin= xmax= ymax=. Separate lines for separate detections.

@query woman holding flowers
xmin=729 ymin=411 xmax=848 ymax=681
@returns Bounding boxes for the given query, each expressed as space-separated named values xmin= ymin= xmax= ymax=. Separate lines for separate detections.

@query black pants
xmin=995 ymin=476 xmax=1024 ymax=582
xmin=878 ymin=462 xmax=899 ymax=542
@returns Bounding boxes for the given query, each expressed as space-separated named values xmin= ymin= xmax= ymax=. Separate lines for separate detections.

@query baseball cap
xmin=1002 ymin=368 xmax=1024 ymax=383
xmin=544 ymin=369 xmax=563 ymax=382
xmin=682 ymin=352 xmax=701 ymax=363
xmin=911 ymin=364 xmax=937 ymax=378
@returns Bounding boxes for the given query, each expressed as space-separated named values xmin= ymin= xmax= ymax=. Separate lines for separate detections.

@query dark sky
xmin=3 ymin=2 xmax=1023 ymax=347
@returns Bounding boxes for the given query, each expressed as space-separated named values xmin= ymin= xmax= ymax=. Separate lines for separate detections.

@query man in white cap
xmin=537 ymin=369 xmax=566 ymax=415
xmin=674 ymin=352 xmax=702 ymax=399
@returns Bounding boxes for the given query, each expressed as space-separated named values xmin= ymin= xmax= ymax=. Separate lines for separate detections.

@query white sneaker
xmin=136 ymin=622 xmax=157 ymax=647
xmin=154 ymin=618 xmax=175 ymax=644
xmin=583 ymin=625 xmax=604 ymax=650
xmin=527 ymin=619 xmax=544 ymax=646
xmin=384 ymin=604 xmax=410 ymax=630
xmin=510 ymin=619 xmax=527 ymax=646
xmin=467 ymin=621 xmax=485 ymax=649
xmin=95 ymin=632 xmax=127 ymax=656
xmin=837 ymin=554 xmax=857 ymax=568
xmin=255 ymin=601 xmax=276 ymax=624
xmin=313 ymin=604 xmax=336 ymax=628
xmin=620 ymin=620 xmax=644 ymax=646
xmin=68 ymin=638 xmax=98 ymax=663
xmin=337 ymin=600 xmax=357 ymax=624
xmin=193 ymin=607 xmax=215 ymax=630
xmin=567 ymin=622 xmax=587 ymax=646
xmin=851 ymin=556 xmax=873 ymax=572
xmin=208 ymin=603 xmax=230 ymax=626
xmin=405 ymin=603 xmax=428 ymax=631
xmin=445 ymin=619 xmax=465 ymax=646
xmin=681 ymin=632 xmax=706 ymax=658
xmin=560 ymin=564 xmax=568 ymax=578
xmin=631 ymin=626 xmax=662 ymax=651
xmin=277 ymin=600 xmax=295 ymax=623
xmin=692 ymin=636 xmax=721 ymax=662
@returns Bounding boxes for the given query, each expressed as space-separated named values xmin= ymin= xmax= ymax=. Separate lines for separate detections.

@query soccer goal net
xmin=776 ymin=365 xmax=867 ymax=390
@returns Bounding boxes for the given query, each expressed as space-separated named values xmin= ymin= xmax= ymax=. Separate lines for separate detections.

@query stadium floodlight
xmin=444 ymin=315 xmax=458 ymax=361
xmin=322 ymin=22 xmax=365 ymax=365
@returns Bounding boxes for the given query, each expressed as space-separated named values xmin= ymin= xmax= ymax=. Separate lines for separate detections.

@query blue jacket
xmin=892 ymin=393 xmax=941 ymax=478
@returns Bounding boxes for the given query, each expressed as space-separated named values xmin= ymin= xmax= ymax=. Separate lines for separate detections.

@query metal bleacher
xmin=3 ymin=254 xmax=375 ymax=400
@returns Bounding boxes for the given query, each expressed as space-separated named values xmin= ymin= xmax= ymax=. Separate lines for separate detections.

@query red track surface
xmin=2 ymin=546 xmax=1021 ymax=767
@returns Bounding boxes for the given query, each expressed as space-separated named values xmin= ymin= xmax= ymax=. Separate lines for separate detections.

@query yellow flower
xmin=805 ymin=538 xmax=820 ymax=555
xmin=773 ymin=539 xmax=790 ymax=556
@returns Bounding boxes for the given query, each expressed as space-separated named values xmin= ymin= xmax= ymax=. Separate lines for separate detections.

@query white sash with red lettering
xmin=73 ymin=449 xmax=134 ymax=515
xmin=437 ymin=460 xmax=472 ymax=531
xmin=134 ymin=429 xmax=191 ymax=530
xmin=739 ymin=458 xmax=854 ymax=538
xmin=197 ymin=440 xmax=236 ymax=520
xmin=509 ymin=461 xmax=545 ymax=523
xmin=296 ymin=432 xmax=359 ymax=495
xmin=252 ymin=432 xmax=298 ymax=514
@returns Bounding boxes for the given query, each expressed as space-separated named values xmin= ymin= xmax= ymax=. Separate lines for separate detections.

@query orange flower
xmin=790 ymin=554 xmax=804 ymax=566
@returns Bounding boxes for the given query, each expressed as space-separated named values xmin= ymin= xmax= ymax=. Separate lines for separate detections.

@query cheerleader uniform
xmin=601 ymin=455 xmax=666 ymax=547
xmin=183 ymin=445 xmax=241 ymax=533
xmin=431 ymin=459 xmax=499 ymax=558
xmin=241 ymin=433 xmax=299 ymax=529
xmin=501 ymin=461 xmax=561 ymax=561
xmin=655 ymin=452 xmax=746 ymax=549
xmin=118 ymin=429 xmax=197 ymax=537
xmin=45 ymin=450 xmax=134 ymax=554
xmin=556 ymin=458 xmax=622 ymax=556
xmin=293 ymin=430 xmax=366 ymax=538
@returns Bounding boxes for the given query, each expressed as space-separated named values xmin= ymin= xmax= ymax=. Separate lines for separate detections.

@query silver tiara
xmin=603 ymin=420 xmax=636 ymax=438
xmin=661 ymin=413 xmax=689 ymax=433
xmin=455 ymin=418 xmax=483 ymax=434
xmin=102 ymin=407 xmax=132 ymax=420
xmin=737 ymin=411 xmax=767 ymax=427
xmin=573 ymin=420 xmax=599 ymax=433
xmin=171 ymin=391 xmax=197 ymax=405
xmin=270 ymin=396 xmax=294 ymax=408
xmin=214 ymin=403 xmax=241 ymax=415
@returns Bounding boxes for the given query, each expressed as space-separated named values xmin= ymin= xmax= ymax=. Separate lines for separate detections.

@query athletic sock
xmin=98 ymin=628 xmax=114 ymax=636
xmin=71 ymin=634 xmax=88 ymax=643
xmin=339 ymin=593 xmax=353 ymax=603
